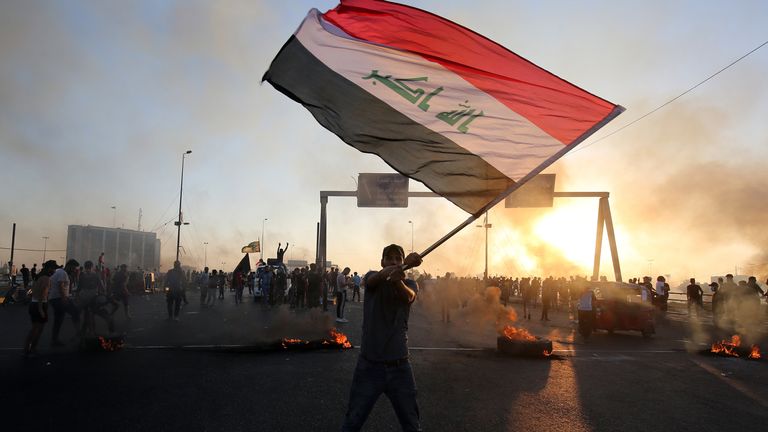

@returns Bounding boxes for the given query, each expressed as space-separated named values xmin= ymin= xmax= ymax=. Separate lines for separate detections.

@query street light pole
xmin=42 ymin=236 xmax=49 ymax=263
xmin=484 ymin=212 xmax=489 ymax=281
xmin=408 ymin=220 xmax=414 ymax=254
xmin=204 ymin=242 xmax=208 ymax=268
xmin=175 ymin=150 xmax=192 ymax=263
xmin=111 ymin=206 xmax=117 ymax=228
xmin=261 ymin=218 xmax=268 ymax=260
xmin=475 ymin=212 xmax=491 ymax=280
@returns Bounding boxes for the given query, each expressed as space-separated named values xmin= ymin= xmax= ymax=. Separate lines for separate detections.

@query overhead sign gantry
xmin=317 ymin=173 xmax=622 ymax=282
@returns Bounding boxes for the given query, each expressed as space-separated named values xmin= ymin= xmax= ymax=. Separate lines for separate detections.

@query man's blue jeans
xmin=342 ymin=355 xmax=421 ymax=432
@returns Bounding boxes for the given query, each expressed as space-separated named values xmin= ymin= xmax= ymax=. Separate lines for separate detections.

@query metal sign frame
xmin=317 ymin=190 xmax=622 ymax=282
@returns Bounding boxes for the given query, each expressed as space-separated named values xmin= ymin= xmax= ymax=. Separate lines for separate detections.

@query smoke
xmin=683 ymin=310 xmax=711 ymax=353
xmin=416 ymin=283 xmax=521 ymax=346
xmin=581 ymin=97 xmax=768 ymax=281
xmin=252 ymin=305 xmax=334 ymax=342
xmin=454 ymin=286 xmax=517 ymax=331
xmin=712 ymin=294 xmax=765 ymax=344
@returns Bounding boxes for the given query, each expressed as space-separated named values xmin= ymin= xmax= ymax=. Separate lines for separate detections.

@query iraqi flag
xmin=263 ymin=0 xmax=623 ymax=215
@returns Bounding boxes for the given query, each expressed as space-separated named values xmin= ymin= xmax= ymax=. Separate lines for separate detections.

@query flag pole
xmin=415 ymin=105 xmax=625 ymax=262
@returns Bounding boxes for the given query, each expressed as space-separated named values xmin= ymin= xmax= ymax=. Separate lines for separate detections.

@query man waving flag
xmin=263 ymin=0 xmax=623 ymax=216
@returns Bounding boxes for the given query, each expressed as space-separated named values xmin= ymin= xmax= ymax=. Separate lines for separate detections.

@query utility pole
xmin=175 ymin=150 xmax=192 ymax=262
xmin=476 ymin=212 xmax=491 ymax=280
xmin=484 ymin=212 xmax=489 ymax=280
xmin=9 ymin=223 xmax=16 ymax=280
xmin=203 ymin=242 xmax=208 ymax=268
xmin=408 ymin=220 xmax=414 ymax=254
xmin=41 ymin=236 xmax=49 ymax=262
xmin=138 ymin=208 xmax=142 ymax=231
xmin=261 ymin=218 xmax=268 ymax=260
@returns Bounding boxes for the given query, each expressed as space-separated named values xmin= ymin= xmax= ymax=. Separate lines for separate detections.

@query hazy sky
xmin=2 ymin=0 xmax=767 ymax=284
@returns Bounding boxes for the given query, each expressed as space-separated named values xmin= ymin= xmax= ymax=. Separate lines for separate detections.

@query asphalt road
xmin=1 ymin=289 xmax=767 ymax=432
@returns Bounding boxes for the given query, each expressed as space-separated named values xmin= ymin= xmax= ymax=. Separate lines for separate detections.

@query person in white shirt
xmin=640 ymin=283 xmax=652 ymax=303
xmin=577 ymin=287 xmax=597 ymax=338
xmin=655 ymin=276 xmax=669 ymax=312
xmin=199 ymin=267 xmax=210 ymax=306
xmin=336 ymin=267 xmax=351 ymax=323
xmin=48 ymin=259 xmax=81 ymax=347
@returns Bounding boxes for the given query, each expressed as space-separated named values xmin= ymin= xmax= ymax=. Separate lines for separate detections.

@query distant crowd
xmin=14 ymin=242 xmax=372 ymax=356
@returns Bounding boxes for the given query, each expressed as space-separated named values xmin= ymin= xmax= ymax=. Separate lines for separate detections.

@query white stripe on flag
xmin=297 ymin=10 xmax=563 ymax=182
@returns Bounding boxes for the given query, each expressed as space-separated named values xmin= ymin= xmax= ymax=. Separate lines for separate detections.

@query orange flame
xmin=711 ymin=335 xmax=741 ymax=357
xmin=749 ymin=345 xmax=761 ymax=360
xmin=328 ymin=328 xmax=353 ymax=349
xmin=500 ymin=325 xmax=537 ymax=342
xmin=98 ymin=336 xmax=124 ymax=352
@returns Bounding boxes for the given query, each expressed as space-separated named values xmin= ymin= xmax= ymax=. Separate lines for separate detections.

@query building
xmin=285 ymin=259 xmax=309 ymax=271
xmin=66 ymin=225 xmax=160 ymax=271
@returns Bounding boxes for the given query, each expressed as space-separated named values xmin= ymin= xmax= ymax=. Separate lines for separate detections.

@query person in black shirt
xmin=20 ymin=264 xmax=30 ymax=290
xmin=111 ymin=264 xmax=131 ymax=320
xmin=686 ymin=278 xmax=703 ymax=317
xmin=342 ymin=244 xmax=422 ymax=432
xmin=276 ymin=242 xmax=289 ymax=264
xmin=307 ymin=263 xmax=323 ymax=309
xmin=165 ymin=261 xmax=186 ymax=321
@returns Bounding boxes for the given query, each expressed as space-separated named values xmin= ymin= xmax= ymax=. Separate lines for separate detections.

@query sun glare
xmin=532 ymin=201 xmax=598 ymax=271
xmin=491 ymin=227 xmax=538 ymax=274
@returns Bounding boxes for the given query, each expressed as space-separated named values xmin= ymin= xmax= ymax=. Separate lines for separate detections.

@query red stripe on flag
xmin=323 ymin=0 xmax=617 ymax=145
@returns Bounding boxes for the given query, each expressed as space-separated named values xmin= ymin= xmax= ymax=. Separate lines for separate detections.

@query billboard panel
xmin=357 ymin=173 xmax=409 ymax=208
xmin=504 ymin=174 xmax=556 ymax=208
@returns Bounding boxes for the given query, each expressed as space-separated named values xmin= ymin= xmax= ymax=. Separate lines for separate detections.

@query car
xmin=583 ymin=281 xmax=656 ymax=338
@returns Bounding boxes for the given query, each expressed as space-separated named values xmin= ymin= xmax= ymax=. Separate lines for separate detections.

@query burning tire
xmin=497 ymin=326 xmax=553 ymax=357
xmin=497 ymin=336 xmax=553 ymax=357
xmin=80 ymin=335 xmax=126 ymax=352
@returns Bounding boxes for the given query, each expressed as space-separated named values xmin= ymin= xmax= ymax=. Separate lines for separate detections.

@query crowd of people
xmin=188 ymin=260 xmax=364 ymax=324
xmin=12 ymin=242 xmax=768 ymax=359
xmin=20 ymin=255 xmax=150 ymax=357
xmin=13 ymin=242 xmax=375 ymax=357
xmin=422 ymin=272 xmax=767 ymax=324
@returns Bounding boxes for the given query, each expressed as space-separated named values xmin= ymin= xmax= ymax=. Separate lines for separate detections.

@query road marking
xmin=130 ymin=345 xmax=176 ymax=349
xmin=409 ymin=347 xmax=487 ymax=351
xmin=128 ymin=344 xmax=359 ymax=350
xmin=553 ymin=349 xmax=680 ymax=354
xmin=182 ymin=344 xmax=252 ymax=348
xmin=0 ymin=345 xmax=685 ymax=356
xmin=129 ymin=344 xmax=237 ymax=349
xmin=691 ymin=357 xmax=768 ymax=409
